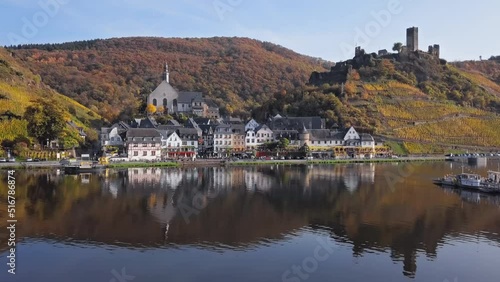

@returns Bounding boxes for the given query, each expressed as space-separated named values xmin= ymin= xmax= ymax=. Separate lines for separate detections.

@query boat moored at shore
xmin=433 ymin=171 xmax=500 ymax=194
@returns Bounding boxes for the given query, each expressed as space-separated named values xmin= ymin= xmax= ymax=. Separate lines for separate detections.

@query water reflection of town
xmin=104 ymin=164 xmax=376 ymax=193
xmin=2 ymin=164 xmax=500 ymax=278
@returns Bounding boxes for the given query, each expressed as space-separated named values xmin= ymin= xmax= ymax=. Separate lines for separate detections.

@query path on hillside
xmin=379 ymin=135 xmax=499 ymax=152
xmin=386 ymin=113 xmax=496 ymax=131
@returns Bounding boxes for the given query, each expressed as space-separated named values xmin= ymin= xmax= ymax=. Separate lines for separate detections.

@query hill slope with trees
xmin=0 ymin=47 xmax=102 ymax=156
xmin=253 ymin=50 xmax=500 ymax=153
xmin=9 ymin=37 xmax=332 ymax=121
xmin=6 ymin=37 xmax=500 ymax=153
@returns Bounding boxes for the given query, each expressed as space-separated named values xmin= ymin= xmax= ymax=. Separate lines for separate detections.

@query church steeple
xmin=164 ymin=63 xmax=170 ymax=83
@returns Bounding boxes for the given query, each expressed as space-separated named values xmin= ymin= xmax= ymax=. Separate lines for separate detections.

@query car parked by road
xmin=0 ymin=157 xmax=6 ymax=162
xmin=7 ymin=157 xmax=16 ymax=162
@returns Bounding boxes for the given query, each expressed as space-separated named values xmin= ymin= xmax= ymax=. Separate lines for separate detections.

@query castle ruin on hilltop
xmin=309 ymin=27 xmax=443 ymax=86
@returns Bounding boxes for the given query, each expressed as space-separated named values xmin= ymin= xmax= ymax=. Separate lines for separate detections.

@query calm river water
xmin=1 ymin=162 xmax=500 ymax=282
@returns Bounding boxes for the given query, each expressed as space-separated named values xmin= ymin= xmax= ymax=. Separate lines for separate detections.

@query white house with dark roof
xmin=177 ymin=127 xmax=199 ymax=157
xmin=123 ymin=129 xmax=162 ymax=161
xmin=245 ymin=119 xmax=260 ymax=131
xmin=245 ymin=124 xmax=274 ymax=150
xmin=100 ymin=121 xmax=130 ymax=147
xmin=255 ymin=125 xmax=274 ymax=145
xmin=214 ymin=124 xmax=233 ymax=156
xmin=159 ymin=130 xmax=182 ymax=158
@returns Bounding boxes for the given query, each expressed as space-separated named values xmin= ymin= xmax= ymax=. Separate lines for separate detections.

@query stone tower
xmin=406 ymin=27 xmax=418 ymax=52
xmin=299 ymin=125 xmax=310 ymax=147
xmin=355 ymin=46 xmax=362 ymax=57
xmin=428 ymin=44 xmax=440 ymax=58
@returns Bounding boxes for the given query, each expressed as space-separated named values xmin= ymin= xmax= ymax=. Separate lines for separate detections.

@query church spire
xmin=164 ymin=63 xmax=170 ymax=83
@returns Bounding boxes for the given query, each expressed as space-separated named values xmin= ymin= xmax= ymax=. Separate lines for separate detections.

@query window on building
xmin=134 ymin=151 xmax=138 ymax=156
xmin=143 ymin=151 xmax=147 ymax=156
xmin=152 ymin=151 xmax=156 ymax=156
xmin=153 ymin=99 xmax=157 ymax=106
xmin=143 ymin=143 xmax=147 ymax=147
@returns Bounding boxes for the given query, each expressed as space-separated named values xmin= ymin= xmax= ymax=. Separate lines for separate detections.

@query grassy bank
xmin=106 ymin=162 xmax=180 ymax=168
xmin=307 ymin=158 xmax=444 ymax=165
xmin=230 ymin=157 xmax=445 ymax=166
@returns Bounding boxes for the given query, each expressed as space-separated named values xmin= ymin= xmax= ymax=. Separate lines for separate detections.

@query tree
xmin=279 ymin=138 xmax=290 ymax=151
xmin=59 ymin=129 xmax=81 ymax=149
xmin=13 ymin=142 xmax=28 ymax=156
xmin=157 ymin=106 xmax=165 ymax=114
xmin=146 ymin=104 xmax=157 ymax=115
xmin=392 ymin=42 xmax=403 ymax=53
xmin=299 ymin=144 xmax=310 ymax=154
xmin=24 ymin=99 xmax=66 ymax=147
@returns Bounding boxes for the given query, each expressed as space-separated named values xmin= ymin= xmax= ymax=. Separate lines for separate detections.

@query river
xmin=1 ymin=162 xmax=499 ymax=281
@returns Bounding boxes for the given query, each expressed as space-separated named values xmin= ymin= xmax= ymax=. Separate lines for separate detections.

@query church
xmin=147 ymin=64 xmax=220 ymax=119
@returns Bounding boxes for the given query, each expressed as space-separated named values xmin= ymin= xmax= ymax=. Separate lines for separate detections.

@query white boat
xmin=434 ymin=170 xmax=500 ymax=194
xmin=456 ymin=173 xmax=482 ymax=189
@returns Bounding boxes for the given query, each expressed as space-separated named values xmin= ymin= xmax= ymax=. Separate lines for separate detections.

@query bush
xmin=68 ymin=106 xmax=77 ymax=115
xmin=13 ymin=142 xmax=28 ymax=156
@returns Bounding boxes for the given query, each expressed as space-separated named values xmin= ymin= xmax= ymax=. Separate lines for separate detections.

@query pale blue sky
xmin=0 ymin=0 xmax=498 ymax=61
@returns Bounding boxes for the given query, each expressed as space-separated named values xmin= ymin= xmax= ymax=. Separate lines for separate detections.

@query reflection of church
xmin=146 ymin=64 xmax=219 ymax=118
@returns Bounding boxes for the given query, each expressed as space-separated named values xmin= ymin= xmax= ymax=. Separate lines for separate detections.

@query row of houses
xmin=100 ymin=114 xmax=384 ymax=161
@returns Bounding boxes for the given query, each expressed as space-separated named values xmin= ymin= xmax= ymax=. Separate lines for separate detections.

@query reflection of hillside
xmin=303 ymin=164 xmax=500 ymax=278
xmin=167 ymin=192 xmax=307 ymax=246
xmin=1 ymin=164 xmax=500 ymax=278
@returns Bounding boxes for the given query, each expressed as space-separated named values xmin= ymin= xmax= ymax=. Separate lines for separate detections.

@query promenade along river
xmin=1 ymin=162 xmax=500 ymax=282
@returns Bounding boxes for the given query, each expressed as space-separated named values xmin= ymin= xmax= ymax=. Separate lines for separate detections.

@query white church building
xmin=147 ymin=64 xmax=219 ymax=118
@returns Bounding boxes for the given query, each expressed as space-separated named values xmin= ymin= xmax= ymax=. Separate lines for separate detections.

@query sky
xmin=0 ymin=0 xmax=498 ymax=61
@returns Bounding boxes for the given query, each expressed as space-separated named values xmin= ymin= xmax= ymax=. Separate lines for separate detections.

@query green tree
xmin=279 ymin=138 xmax=290 ymax=151
xmin=299 ymin=144 xmax=310 ymax=154
xmin=59 ymin=129 xmax=81 ymax=149
xmin=24 ymin=99 xmax=66 ymax=146
xmin=392 ymin=42 xmax=403 ymax=53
